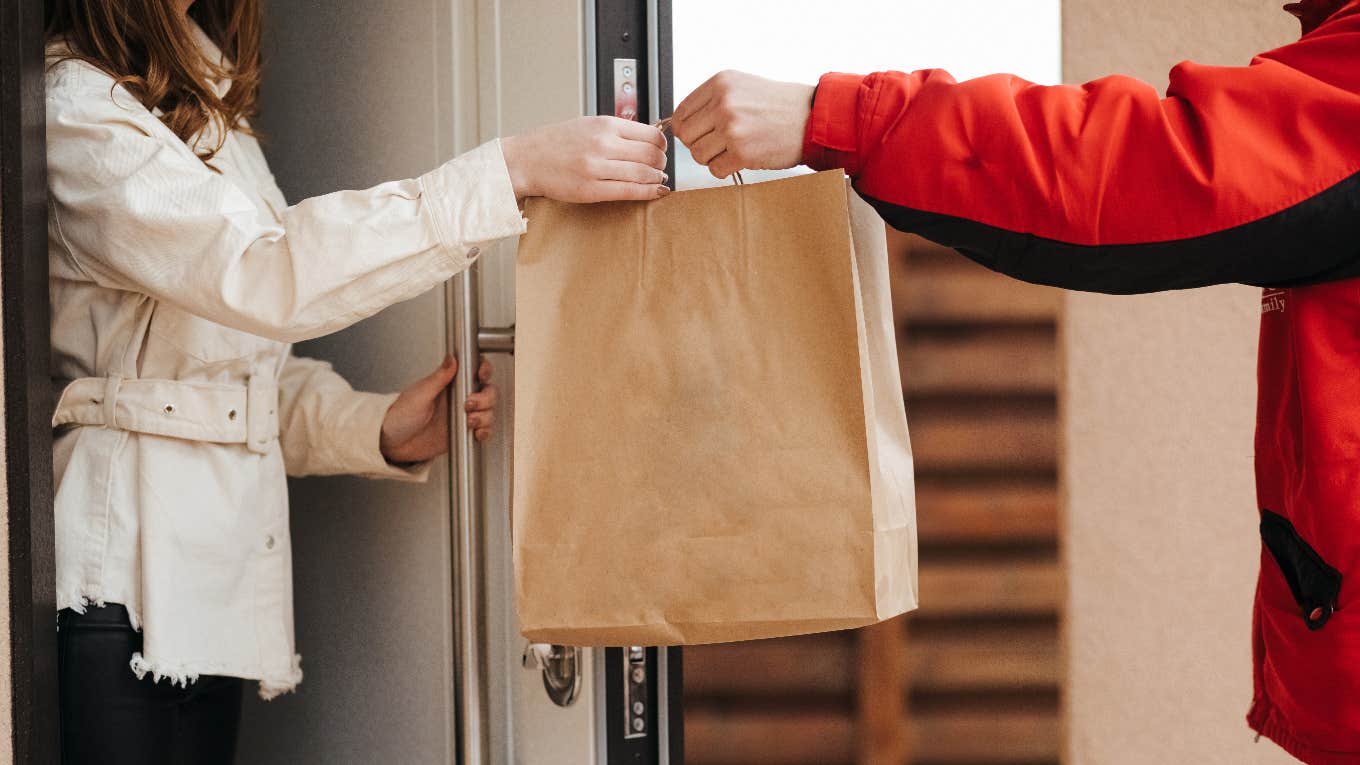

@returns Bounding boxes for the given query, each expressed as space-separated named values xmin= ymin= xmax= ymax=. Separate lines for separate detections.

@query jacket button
xmin=1307 ymin=605 xmax=1333 ymax=629
xmin=265 ymin=535 xmax=276 ymax=550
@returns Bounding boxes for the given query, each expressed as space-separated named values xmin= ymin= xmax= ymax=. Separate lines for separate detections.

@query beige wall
xmin=1062 ymin=2 xmax=1298 ymax=763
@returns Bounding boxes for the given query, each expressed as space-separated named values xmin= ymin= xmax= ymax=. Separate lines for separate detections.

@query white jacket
xmin=45 ymin=32 xmax=525 ymax=698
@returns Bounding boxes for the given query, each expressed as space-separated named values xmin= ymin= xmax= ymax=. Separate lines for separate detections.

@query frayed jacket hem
xmin=58 ymin=588 xmax=142 ymax=631
xmin=130 ymin=651 xmax=303 ymax=701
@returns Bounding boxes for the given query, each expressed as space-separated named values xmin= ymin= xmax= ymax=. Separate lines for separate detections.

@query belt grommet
xmin=228 ymin=409 xmax=238 ymax=421
xmin=163 ymin=404 xmax=175 ymax=415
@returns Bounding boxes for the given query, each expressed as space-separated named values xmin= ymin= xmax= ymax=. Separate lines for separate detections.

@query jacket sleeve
xmin=275 ymin=354 xmax=431 ymax=481
xmin=45 ymin=61 xmax=526 ymax=342
xmin=803 ymin=11 xmax=1360 ymax=294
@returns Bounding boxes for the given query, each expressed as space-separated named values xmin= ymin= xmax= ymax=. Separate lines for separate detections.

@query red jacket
xmin=802 ymin=5 xmax=1360 ymax=763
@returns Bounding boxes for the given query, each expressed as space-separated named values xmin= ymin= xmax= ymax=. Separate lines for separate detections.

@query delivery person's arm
xmin=671 ymin=7 xmax=1360 ymax=294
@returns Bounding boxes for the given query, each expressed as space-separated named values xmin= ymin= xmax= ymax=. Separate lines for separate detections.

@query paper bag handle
xmin=653 ymin=117 xmax=744 ymax=186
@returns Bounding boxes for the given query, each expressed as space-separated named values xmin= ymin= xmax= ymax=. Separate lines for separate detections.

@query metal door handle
xmin=450 ymin=263 xmax=516 ymax=765
xmin=522 ymin=642 xmax=583 ymax=707
xmin=477 ymin=326 xmax=515 ymax=354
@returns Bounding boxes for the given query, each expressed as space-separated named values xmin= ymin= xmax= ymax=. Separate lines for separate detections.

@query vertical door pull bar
xmin=451 ymin=261 xmax=519 ymax=763
xmin=450 ymin=266 xmax=488 ymax=765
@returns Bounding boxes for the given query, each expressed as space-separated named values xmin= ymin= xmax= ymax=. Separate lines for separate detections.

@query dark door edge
xmin=1 ymin=0 xmax=59 ymax=762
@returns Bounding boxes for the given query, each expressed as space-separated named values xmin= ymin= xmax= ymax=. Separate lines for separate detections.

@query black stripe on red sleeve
xmin=861 ymin=170 xmax=1360 ymax=294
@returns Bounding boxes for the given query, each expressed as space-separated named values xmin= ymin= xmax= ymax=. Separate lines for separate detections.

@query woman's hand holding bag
xmin=501 ymin=116 xmax=670 ymax=203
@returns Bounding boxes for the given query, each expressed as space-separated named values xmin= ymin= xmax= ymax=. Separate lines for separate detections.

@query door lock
xmin=613 ymin=58 xmax=638 ymax=121
xmin=522 ymin=642 xmax=582 ymax=707
xmin=623 ymin=646 xmax=648 ymax=739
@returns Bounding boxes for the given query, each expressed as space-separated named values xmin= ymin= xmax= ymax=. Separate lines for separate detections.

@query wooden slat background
xmin=685 ymin=232 xmax=1065 ymax=765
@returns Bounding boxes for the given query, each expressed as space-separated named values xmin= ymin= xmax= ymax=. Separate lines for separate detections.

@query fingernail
xmin=657 ymin=185 xmax=671 ymax=198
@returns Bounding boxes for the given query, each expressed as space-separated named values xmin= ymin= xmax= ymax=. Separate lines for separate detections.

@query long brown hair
xmin=44 ymin=0 xmax=262 ymax=164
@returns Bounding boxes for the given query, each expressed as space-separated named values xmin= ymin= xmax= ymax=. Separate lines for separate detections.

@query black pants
xmin=58 ymin=604 xmax=242 ymax=765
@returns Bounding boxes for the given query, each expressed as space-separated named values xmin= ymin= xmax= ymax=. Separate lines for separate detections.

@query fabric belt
xmin=52 ymin=374 xmax=280 ymax=454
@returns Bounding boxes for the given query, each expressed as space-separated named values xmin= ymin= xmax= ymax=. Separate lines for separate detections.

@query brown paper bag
xmin=514 ymin=170 xmax=917 ymax=646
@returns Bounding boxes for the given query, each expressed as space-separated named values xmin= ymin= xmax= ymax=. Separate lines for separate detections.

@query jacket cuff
xmin=803 ymin=72 xmax=867 ymax=176
xmin=417 ymin=139 xmax=528 ymax=271
xmin=331 ymin=391 xmax=431 ymax=482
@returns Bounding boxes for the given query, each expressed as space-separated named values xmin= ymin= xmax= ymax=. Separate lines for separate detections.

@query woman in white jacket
xmin=43 ymin=0 xmax=669 ymax=761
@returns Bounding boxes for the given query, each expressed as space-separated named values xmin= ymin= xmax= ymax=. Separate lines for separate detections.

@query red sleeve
xmin=800 ymin=7 xmax=1360 ymax=292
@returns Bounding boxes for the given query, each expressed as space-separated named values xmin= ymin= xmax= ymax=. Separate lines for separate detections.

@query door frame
xmin=1 ymin=0 xmax=60 ymax=762
xmin=585 ymin=1 xmax=682 ymax=762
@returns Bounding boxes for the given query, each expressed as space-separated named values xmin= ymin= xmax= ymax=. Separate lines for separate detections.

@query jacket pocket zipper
xmin=1260 ymin=509 xmax=1342 ymax=630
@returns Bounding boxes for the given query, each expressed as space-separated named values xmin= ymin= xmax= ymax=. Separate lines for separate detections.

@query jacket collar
xmin=188 ymin=18 xmax=232 ymax=100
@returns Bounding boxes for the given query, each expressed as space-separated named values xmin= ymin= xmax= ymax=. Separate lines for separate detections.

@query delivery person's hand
xmin=501 ymin=116 xmax=670 ymax=203
xmin=380 ymin=355 xmax=498 ymax=464
xmin=672 ymin=71 xmax=815 ymax=180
